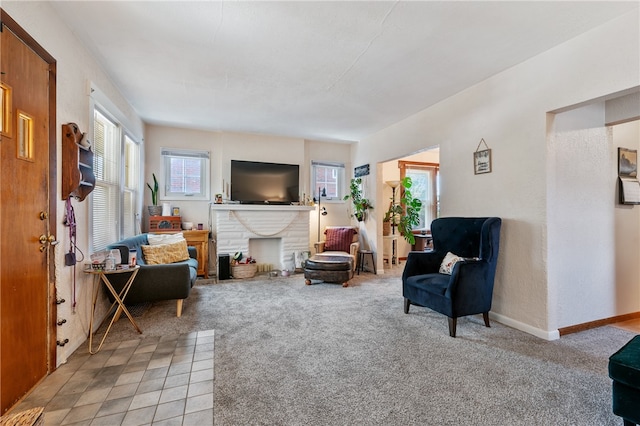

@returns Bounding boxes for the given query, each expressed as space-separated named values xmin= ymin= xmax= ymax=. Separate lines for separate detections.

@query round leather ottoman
xmin=304 ymin=254 xmax=353 ymax=287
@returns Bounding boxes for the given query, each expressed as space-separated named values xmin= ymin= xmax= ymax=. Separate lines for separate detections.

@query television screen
xmin=231 ymin=160 xmax=300 ymax=204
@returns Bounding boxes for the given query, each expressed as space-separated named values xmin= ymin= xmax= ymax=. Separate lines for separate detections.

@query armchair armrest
xmin=447 ymin=259 xmax=493 ymax=314
xmin=349 ymin=242 xmax=360 ymax=258
xmin=402 ymin=251 xmax=445 ymax=281
xmin=314 ymin=241 xmax=325 ymax=253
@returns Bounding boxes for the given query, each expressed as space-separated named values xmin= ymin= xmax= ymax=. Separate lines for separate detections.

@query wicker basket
xmin=231 ymin=263 xmax=257 ymax=279
xmin=0 ymin=407 xmax=44 ymax=426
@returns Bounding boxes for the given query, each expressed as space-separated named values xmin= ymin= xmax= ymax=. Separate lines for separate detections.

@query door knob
xmin=39 ymin=234 xmax=59 ymax=247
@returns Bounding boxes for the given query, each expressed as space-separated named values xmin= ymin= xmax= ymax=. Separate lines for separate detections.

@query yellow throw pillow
xmin=142 ymin=240 xmax=190 ymax=265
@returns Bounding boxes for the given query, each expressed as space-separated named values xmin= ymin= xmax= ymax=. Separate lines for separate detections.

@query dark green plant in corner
xmin=344 ymin=177 xmax=373 ymax=221
xmin=146 ymin=173 xmax=159 ymax=206
xmin=397 ymin=176 xmax=422 ymax=245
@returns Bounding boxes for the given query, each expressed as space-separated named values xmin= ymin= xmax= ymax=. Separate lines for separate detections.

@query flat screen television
xmin=230 ymin=160 xmax=300 ymax=204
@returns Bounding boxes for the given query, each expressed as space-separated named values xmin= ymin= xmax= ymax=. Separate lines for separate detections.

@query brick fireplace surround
xmin=210 ymin=204 xmax=314 ymax=272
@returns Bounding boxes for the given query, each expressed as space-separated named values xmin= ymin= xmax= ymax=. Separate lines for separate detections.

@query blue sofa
xmin=107 ymin=234 xmax=198 ymax=317
xmin=402 ymin=217 xmax=502 ymax=337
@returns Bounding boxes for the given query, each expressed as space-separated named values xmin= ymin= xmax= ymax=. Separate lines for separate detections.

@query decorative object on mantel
xmin=146 ymin=173 xmax=162 ymax=216
xmin=473 ymin=138 xmax=492 ymax=174
xmin=230 ymin=210 xmax=301 ymax=236
xmin=618 ymin=147 xmax=640 ymax=205
xmin=344 ymin=177 xmax=373 ymax=222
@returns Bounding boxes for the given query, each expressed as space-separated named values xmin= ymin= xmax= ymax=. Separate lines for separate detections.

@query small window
xmin=311 ymin=161 xmax=345 ymax=202
xmin=1 ymin=82 xmax=12 ymax=137
xmin=16 ymin=110 xmax=34 ymax=161
xmin=161 ymin=148 xmax=210 ymax=201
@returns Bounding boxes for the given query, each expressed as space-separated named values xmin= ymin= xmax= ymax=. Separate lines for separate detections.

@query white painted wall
xmin=548 ymin=103 xmax=615 ymax=328
xmin=3 ymin=2 xmax=145 ymax=364
xmin=353 ymin=10 xmax=639 ymax=339
xmin=613 ymin=120 xmax=640 ymax=315
xmin=549 ymin=112 xmax=640 ymax=330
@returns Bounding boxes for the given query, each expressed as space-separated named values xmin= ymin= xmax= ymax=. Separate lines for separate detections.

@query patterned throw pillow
xmin=324 ymin=227 xmax=355 ymax=252
xmin=439 ymin=251 xmax=464 ymax=275
xmin=142 ymin=240 xmax=190 ymax=265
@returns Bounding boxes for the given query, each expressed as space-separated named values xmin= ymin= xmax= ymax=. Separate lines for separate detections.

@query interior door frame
xmin=1 ymin=9 xmax=58 ymax=372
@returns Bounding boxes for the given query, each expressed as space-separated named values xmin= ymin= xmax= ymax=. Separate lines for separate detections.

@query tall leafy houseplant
xmin=383 ymin=201 xmax=403 ymax=236
xmin=397 ymin=176 xmax=422 ymax=245
xmin=344 ymin=177 xmax=373 ymax=221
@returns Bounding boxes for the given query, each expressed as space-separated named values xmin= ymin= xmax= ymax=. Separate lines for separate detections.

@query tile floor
xmin=11 ymin=330 xmax=214 ymax=425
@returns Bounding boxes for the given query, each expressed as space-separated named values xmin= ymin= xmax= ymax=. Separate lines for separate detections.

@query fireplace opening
xmin=249 ymin=238 xmax=283 ymax=270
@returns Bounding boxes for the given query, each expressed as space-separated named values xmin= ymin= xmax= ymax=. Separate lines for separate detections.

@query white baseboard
xmin=490 ymin=312 xmax=560 ymax=341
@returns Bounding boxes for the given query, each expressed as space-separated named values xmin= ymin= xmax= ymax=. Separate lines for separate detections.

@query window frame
xmin=90 ymin=104 xmax=142 ymax=252
xmin=399 ymin=160 xmax=439 ymax=230
xmin=311 ymin=160 xmax=345 ymax=203
xmin=160 ymin=148 xmax=210 ymax=201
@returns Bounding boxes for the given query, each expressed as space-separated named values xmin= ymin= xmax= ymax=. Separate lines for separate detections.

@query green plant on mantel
xmin=344 ymin=177 xmax=373 ymax=221
xmin=397 ymin=176 xmax=422 ymax=245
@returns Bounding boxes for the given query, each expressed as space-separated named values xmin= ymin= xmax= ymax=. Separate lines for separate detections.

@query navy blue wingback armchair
xmin=402 ymin=217 xmax=502 ymax=337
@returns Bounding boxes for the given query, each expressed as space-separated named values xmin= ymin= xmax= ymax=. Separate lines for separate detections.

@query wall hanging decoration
xmin=618 ymin=147 xmax=640 ymax=205
xmin=62 ymin=122 xmax=96 ymax=200
xmin=354 ymin=164 xmax=370 ymax=177
xmin=473 ymin=138 xmax=492 ymax=175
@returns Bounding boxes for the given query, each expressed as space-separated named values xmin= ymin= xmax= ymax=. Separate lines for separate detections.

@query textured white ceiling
xmin=50 ymin=1 xmax=638 ymax=142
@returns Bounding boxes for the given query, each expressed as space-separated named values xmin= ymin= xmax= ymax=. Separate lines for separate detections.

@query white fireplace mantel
xmin=210 ymin=204 xmax=313 ymax=272
xmin=210 ymin=204 xmax=314 ymax=212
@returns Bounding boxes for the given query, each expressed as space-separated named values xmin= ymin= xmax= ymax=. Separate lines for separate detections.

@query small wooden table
xmin=83 ymin=265 xmax=141 ymax=354
xmin=183 ymin=230 xmax=209 ymax=278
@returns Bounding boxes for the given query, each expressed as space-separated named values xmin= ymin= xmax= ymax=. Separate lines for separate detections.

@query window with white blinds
xmin=91 ymin=108 xmax=140 ymax=252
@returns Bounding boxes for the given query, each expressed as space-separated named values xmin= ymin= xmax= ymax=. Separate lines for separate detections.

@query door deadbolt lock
xmin=39 ymin=234 xmax=57 ymax=244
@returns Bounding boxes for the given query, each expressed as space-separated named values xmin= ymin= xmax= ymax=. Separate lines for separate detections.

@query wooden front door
xmin=0 ymin=12 xmax=57 ymax=414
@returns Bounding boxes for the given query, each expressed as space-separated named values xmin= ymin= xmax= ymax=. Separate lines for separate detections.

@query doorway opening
xmin=379 ymin=147 xmax=440 ymax=271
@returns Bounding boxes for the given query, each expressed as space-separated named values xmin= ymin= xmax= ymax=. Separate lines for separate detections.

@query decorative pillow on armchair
xmin=324 ymin=227 xmax=356 ymax=252
xmin=439 ymin=252 xmax=464 ymax=275
xmin=142 ymin=240 xmax=190 ymax=265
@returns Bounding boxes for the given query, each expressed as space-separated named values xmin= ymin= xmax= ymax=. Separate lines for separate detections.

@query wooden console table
xmin=183 ymin=230 xmax=209 ymax=278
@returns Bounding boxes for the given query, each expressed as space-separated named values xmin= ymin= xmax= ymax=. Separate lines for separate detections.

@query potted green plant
xmin=383 ymin=201 xmax=403 ymax=236
xmin=343 ymin=177 xmax=373 ymax=221
xmin=146 ymin=173 xmax=162 ymax=216
xmin=397 ymin=176 xmax=422 ymax=245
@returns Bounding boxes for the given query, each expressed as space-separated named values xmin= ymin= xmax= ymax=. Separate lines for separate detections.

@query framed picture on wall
xmin=473 ymin=149 xmax=492 ymax=174
xmin=618 ymin=147 xmax=637 ymax=178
